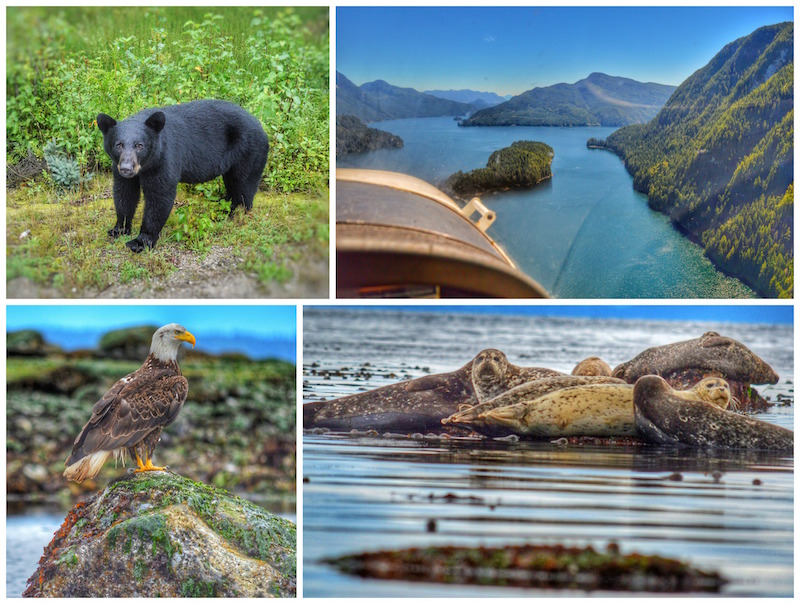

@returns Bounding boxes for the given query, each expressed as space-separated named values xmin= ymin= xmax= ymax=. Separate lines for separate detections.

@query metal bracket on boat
xmin=460 ymin=197 xmax=495 ymax=233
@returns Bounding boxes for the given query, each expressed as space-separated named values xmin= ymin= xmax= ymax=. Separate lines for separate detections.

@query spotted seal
xmin=633 ymin=375 xmax=793 ymax=450
xmin=476 ymin=378 xmax=732 ymax=438
xmin=572 ymin=356 xmax=612 ymax=377
xmin=443 ymin=375 xmax=625 ymax=436
xmin=303 ymin=348 xmax=563 ymax=433
xmin=612 ymin=331 xmax=779 ymax=412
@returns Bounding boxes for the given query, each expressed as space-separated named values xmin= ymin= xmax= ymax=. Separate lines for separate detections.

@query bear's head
xmin=97 ymin=111 xmax=166 ymax=178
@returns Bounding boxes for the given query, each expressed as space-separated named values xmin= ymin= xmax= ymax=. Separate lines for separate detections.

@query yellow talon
xmin=134 ymin=457 xmax=166 ymax=472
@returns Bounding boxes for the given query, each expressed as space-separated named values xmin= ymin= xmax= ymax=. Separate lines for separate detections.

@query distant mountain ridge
xmin=423 ymin=89 xmax=510 ymax=106
xmin=461 ymin=73 xmax=676 ymax=127
xmin=597 ymin=22 xmax=793 ymax=298
xmin=336 ymin=72 xmax=478 ymax=121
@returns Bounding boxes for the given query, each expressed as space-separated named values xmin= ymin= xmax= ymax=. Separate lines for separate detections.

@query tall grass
xmin=7 ymin=6 xmax=329 ymax=193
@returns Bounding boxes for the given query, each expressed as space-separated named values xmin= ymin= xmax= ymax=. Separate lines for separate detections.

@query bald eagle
xmin=64 ymin=323 xmax=196 ymax=483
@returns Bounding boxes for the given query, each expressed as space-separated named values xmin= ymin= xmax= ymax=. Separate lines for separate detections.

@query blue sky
xmin=337 ymin=6 xmax=793 ymax=95
xmin=7 ymin=305 xmax=297 ymax=360
xmin=331 ymin=305 xmax=793 ymax=325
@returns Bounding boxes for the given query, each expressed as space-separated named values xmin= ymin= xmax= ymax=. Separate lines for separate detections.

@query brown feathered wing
xmin=65 ymin=357 xmax=188 ymax=478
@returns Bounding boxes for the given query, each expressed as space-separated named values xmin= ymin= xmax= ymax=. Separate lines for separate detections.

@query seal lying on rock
xmin=633 ymin=375 xmax=793 ymax=451
xmin=612 ymin=331 xmax=779 ymax=412
xmin=477 ymin=378 xmax=731 ymax=438
xmin=303 ymin=349 xmax=563 ymax=433
xmin=443 ymin=375 xmax=625 ymax=437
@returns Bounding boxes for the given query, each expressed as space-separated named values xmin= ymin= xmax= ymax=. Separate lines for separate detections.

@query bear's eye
xmin=115 ymin=142 xmax=123 ymax=150
xmin=135 ymin=142 xmax=144 ymax=150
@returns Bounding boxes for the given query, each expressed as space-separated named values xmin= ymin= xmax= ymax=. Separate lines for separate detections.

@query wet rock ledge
xmin=23 ymin=472 xmax=296 ymax=598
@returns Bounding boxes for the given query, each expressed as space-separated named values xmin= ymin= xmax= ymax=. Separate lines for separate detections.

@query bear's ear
xmin=97 ymin=113 xmax=116 ymax=135
xmin=145 ymin=111 xmax=166 ymax=133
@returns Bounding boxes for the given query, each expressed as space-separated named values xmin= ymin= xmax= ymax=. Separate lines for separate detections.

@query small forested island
xmin=444 ymin=141 xmax=554 ymax=198
xmin=336 ymin=115 xmax=403 ymax=157
xmin=590 ymin=22 xmax=793 ymax=298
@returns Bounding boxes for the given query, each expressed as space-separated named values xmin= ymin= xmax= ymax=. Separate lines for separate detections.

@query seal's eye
xmin=493 ymin=355 xmax=501 ymax=362
xmin=477 ymin=355 xmax=484 ymax=362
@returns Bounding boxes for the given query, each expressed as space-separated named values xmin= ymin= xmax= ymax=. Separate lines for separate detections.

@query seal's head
xmin=572 ymin=356 xmax=612 ymax=377
xmin=471 ymin=348 xmax=510 ymax=402
xmin=690 ymin=377 xmax=732 ymax=410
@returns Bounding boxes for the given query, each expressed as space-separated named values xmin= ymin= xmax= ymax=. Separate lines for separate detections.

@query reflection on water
xmin=303 ymin=308 xmax=793 ymax=597
xmin=303 ymin=434 xmax=793 ymax=597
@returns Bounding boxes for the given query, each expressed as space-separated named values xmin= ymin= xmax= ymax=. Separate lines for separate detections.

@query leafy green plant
xmin=7 ymin=7 xmax=329 ymax=194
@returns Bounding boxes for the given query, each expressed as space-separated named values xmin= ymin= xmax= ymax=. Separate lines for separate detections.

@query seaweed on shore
xmin=326 ymin=542 xmax=727 ymax=593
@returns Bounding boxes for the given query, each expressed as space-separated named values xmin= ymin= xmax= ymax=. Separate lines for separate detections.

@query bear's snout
xmin=118 ymin=152 xmax=140 ymax=178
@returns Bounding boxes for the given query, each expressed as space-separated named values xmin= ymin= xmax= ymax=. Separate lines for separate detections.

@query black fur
xmin=97 ymin=99 xmax=269 ymax=252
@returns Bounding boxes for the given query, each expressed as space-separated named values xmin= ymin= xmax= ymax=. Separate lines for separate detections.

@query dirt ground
xmin=7 ymin=244 xmax=329 ymax=299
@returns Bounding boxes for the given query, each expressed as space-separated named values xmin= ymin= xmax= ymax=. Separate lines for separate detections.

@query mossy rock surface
xmin=23 ymin=472 xmax=296 ymax=597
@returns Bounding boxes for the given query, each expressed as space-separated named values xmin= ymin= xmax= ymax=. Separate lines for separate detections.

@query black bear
xmin=97 ymin=99 xmax=269 ymax=252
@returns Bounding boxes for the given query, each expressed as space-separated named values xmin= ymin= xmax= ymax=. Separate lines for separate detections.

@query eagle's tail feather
xmin=63 ymin=450 xmax=112 ymax=482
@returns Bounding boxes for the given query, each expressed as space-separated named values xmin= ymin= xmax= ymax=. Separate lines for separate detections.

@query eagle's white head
xmin=150 ymin=323 xmax=196 ymax=362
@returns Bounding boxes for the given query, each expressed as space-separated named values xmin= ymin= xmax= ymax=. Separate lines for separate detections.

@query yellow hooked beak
xmin=175 ymin=330 xmax=196 ymax=349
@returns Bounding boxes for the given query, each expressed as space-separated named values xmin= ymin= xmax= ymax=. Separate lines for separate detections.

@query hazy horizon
xmin=337 ymin=6 xmax=793 ymax=96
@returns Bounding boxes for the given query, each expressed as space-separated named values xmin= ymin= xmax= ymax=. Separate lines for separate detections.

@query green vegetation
xmin=445 ymin=141 xmax=554 ymax=197
xmin=7 ymin=174 xmax=328 ymax=296
xmin=599 ymin=22 xmax=793 ymax=298
xmin=7 ymin=6 xmax=329 ymax=193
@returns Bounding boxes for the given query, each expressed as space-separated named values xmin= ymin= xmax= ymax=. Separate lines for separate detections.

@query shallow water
xmin=302 ymin=308 xmax=793 ymax=597
xmin=338 ymin=118 xmax=755 ymax=298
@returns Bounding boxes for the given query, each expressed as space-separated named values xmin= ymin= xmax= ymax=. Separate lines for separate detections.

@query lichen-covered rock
xmin=23 ymin=472 xmax=296 ymax=597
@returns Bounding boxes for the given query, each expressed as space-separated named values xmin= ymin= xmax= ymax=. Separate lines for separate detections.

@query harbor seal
xmin=477 ymin=378 xmax=732 ymax=438
xmin=471 ymin=348 xmax=564 ymax=402
xmin=572 ymin=357 xmax=613 ymax=377
xmin=303 ymin=348 xmax=562 ymax=433
xmin=612 ymin=331 xmax=779 ymax=412
xmin=443 ymin=375 xmax=625 ymax=436
xmin=633 ymin=375 xmax=794 ymax=450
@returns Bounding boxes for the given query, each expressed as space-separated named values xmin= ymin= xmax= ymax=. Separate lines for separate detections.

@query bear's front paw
xmin=126 ymin=235 xmax=155 ymax=253
xmin=108 ymin=226 xmax=131 ymax=238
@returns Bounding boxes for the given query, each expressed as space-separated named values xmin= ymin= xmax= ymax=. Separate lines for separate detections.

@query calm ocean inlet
xmin=338 ymin=117 xmax=756 ymax=298
xmin=302 ymin=308 xmax=793 ymax=597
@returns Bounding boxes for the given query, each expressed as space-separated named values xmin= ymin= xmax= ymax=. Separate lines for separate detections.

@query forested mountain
xmin=336 ymin=72 xmax=476 ymax=121
xmin=423 ymin=89 xmax=510 ymax=106
xmin=596 ymin=22 xmax=793 ymax=298
xmin=461 ymin=73 xmax=675 ymax=127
